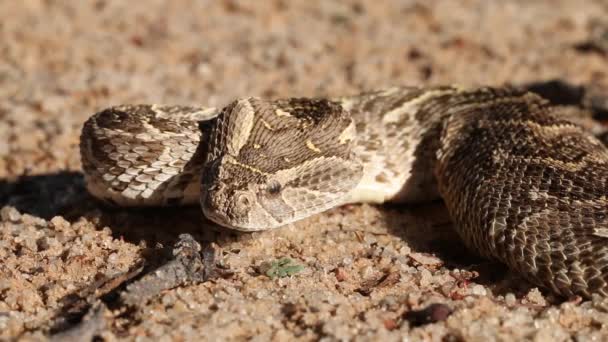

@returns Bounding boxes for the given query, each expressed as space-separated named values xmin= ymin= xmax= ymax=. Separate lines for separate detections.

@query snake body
xmin=80 ymin=86 xmax=608 ymax=298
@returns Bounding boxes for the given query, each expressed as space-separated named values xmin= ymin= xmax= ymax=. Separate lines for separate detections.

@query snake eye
xmin=266 ymin=181 xmax=281 ymax=195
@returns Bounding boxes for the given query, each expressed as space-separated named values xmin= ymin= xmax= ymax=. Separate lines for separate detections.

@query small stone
xmin=340 ymin=257 xmax=353 ymax=266
xmin=524 ymin=288 xmax=547 ymax=306
xmin=383 ymin=318 xmax=398 ymax=330
xmin=1 ymin=206 xmax=21 ymax=222
xmin=399 ymin=246 xmax=411 ymax=255
xmin=108 ymin=252 xmax=119 ymax=264
xmin=50 ymin=216 xmax=70 ymax=230
xmin=505 ymin=293 xmax=517 ymax=306
xmin=334 ymin=267 xmax=348 ymax=282
xmin=363 ymin=234 xmax=377 ymax=245
xmin=381 ymin=244 xmax=396 ymax=257
xmin=21 ymin=214 xmax=47 ymax=227
xmin=23 ymin=235 xmax=39 ymax=252
xmin=36 ymin=237 xmax=50 ymax=251
xmin=409 ymin=252 xmax=443 ymax=266
xmin=359 ymin=265 xmax=375 ymax=279
xmin=418 ymin=268 xmax=433 ymax=288
xmin=379 ymin=295 xmax=399 ymax=309
xmin=471 ymin=284 xmax=487 ymax=296
xmin=440 ymin=281 xmax=456 ymax=297
xmin=255 ymin=289 xmax=268 ymax=299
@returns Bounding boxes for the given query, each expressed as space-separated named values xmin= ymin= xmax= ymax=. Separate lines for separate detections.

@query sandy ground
xmin=2 ymin=1 xmax=608 ymax=341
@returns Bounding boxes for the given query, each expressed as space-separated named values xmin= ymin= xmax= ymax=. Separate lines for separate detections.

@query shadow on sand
xmin=0 ymin=171 xmax=534 ymax=297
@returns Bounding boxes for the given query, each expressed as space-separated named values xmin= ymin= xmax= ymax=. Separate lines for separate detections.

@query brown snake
xmin=80 ymin=85 xmax=608 ymax=298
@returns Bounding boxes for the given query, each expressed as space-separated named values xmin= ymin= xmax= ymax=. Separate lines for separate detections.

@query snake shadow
xmin=0 ymin=171 xmax=232 ymax=248
xmin=0 ymin=171 xmax=538 ymax=298
xmin=380 ymin=201 xmax=536 ymax=297
xmin=0 ymin=171 xmax=91 ymax=220
xmin=376 ymin=107 xmax=539 ymax=297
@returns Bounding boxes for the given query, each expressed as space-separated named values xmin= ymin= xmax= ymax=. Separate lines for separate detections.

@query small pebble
xmin=108 ymin=252 xmax=119 ymax=264
xmin=363 ymin=234 xmax=377 ymax=245
xmin=36 ymin=237 xmax=49 ymax=251
xmin=524 ymin=288 xmax=547 ymax=306
xmin=50 ymin=216 xmax=70 ymax=230
xmin=1 ymin=206 xmax=21 ymax=222
xmin=399 ymin=246 xmax=411 ymax=255
xmin=359 ymin=265 xmax=375 ymax=279
xmin=471 ymin=284 xmax=487 ymax=296
xmin=334 ymin=267 xmax=348 ymax=282
xmin=383 ymin=318 xmax=398 ymax=330
xmin=505 ymin=293 xmax=517 ymax=306
xmin=418 ymin=268 xmax=433 ymax=287
xmin=379 ymin=295 xmax=398 ymax=309
xmin=340 ymin=257 xmax=353 ymax=266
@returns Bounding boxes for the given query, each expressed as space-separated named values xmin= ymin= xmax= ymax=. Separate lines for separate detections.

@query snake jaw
xmin=200 ymin=154 xmax=361 ymax=231
xmin=200 ymin=155 xmax=285 ymax=231
xmin=201 ymin=188 xmax=286 ymax=232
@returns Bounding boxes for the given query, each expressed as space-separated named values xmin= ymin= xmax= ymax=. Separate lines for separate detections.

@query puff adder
xmin=80 ymin=85 xmax=608 ymax=299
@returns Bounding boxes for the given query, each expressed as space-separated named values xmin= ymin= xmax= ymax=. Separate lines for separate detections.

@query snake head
xmin=200 ymin=97 xmax=363 ymax=231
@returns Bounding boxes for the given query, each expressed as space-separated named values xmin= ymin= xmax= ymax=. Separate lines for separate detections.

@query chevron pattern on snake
xmin=80 ymin=86 xmax=608 ymax=298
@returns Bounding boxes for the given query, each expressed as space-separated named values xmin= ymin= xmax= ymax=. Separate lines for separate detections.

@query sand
xmin=2 ymin=1 xmax=608 ymax=341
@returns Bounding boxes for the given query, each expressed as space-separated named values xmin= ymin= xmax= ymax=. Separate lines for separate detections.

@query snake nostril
xmin=232 ymin=192 xmax=256 ymax=218
xmin=237 ymin=193 xmax=252 ymax=208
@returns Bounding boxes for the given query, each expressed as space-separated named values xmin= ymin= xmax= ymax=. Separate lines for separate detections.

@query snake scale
xmin=80 ymin=85 xmax=608 ymax=299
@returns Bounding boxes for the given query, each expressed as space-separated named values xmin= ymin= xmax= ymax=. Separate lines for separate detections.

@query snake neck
xmin=336 ymin=86 xmax=460 ymax=204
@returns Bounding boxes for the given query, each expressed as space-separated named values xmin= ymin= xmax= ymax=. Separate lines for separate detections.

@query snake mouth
xmin=201 ymin=208 xmax=234 ymax=229
xmin=201 ymin=189 xmax=284 ymax=231
xmin=202 ymin=208 xmax=281 ymax=232
xmin=200 ymin=191 xmax=233 ymax=229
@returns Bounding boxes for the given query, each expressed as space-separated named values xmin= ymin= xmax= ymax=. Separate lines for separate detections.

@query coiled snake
xmin=80 ymin=85 xmax=608 ymax=298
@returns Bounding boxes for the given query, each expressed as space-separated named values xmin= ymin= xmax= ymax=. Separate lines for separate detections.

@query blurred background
xmin=2 ymin=1 xmax=608 ymax=340
xmin=2 ymin=0 xmax=607 ymax=178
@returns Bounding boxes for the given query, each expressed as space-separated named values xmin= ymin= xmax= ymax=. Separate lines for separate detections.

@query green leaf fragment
xmin=261 ymin=258 xmax=305 ymax=279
